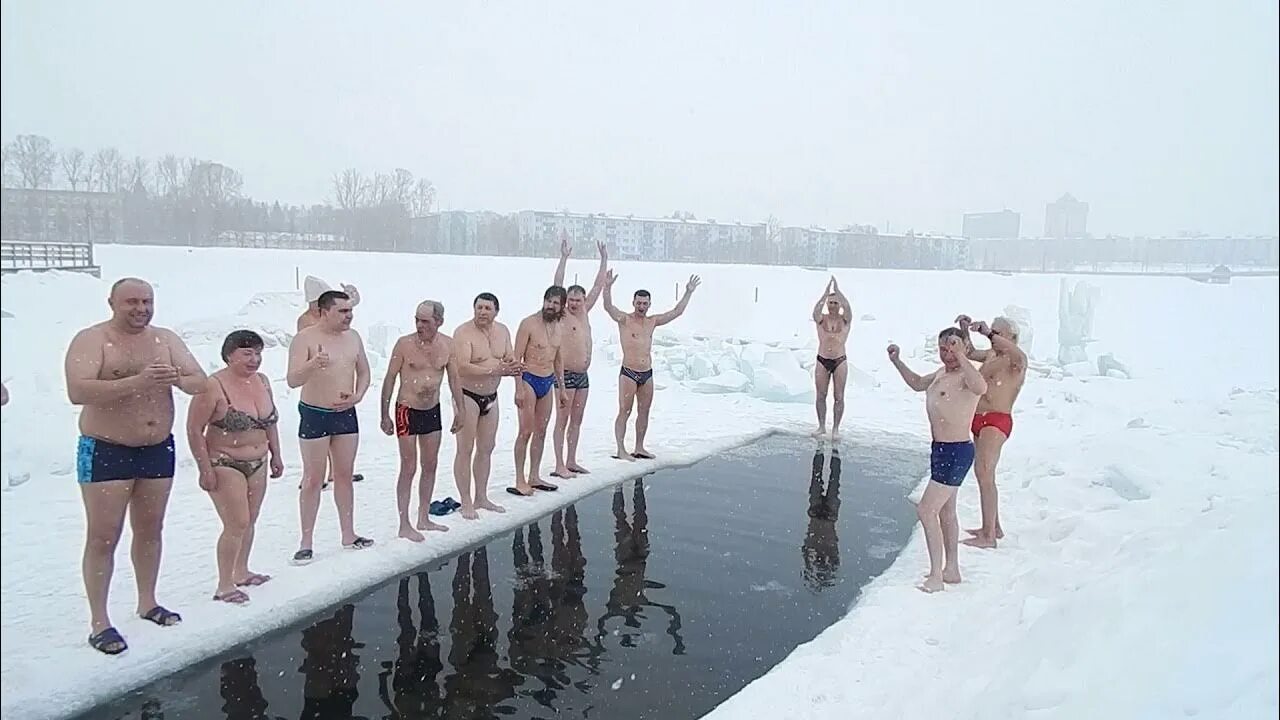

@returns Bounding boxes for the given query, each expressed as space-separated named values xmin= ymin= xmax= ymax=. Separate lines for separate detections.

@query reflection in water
xmin=379 ymin=573 xmax=444 ymax=718
xmin=444 ymin=548 xmax=520 ymax=717
xmin=803 ymin=447 xmax=842 ymax=592
xmin=218 ymin=657 xmax=269 ymax=719
xmin=594 ymin=479 xmax=687 ymax=656
xmin=300 ymin=603 xmax=362 ymax=719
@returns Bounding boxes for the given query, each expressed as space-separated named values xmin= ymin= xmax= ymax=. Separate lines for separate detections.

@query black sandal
xmin=88 ymin=627 xmax=128 ymax=655
xmin=140 ymin=605 xmax=183 ymax=627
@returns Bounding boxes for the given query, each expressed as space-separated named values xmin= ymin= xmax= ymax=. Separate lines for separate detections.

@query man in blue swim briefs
xmin=65 ymin=277 xmax=208 ymax=655
xmin=602 ymin=270 xmax=701 ymax=461
xmin=287 ymin=290 xmax=374 ymax=564
xmin=887 ymin=328 xmax=987 ymax=594
xmin=510 ymin=286 xmax=570 ymax=497
xmin=452 ymin=292 xmax=522 ymax=520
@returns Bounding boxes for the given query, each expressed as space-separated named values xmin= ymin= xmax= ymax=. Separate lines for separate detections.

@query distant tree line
xmin=1 ymin=134 xmax=434 ymax=250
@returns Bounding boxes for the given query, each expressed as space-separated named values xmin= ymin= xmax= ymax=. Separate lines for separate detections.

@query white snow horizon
xmin=1 ymin=245 xmax=1276 ymax=720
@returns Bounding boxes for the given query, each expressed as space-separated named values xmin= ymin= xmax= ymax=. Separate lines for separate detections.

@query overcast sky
xmin=3 ymin=0 xmax=1276 ymax=237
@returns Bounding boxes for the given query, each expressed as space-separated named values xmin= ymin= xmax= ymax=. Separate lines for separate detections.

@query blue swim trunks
xmin=930 ymin=441 xmax=975 ymax=487
xmin=298 ymin=402 xmax=359 ymax=440
xmin=522 ymin=371 xmax=556 ymax=400
xmin=77 ymin=435 xmax=176 ymax=484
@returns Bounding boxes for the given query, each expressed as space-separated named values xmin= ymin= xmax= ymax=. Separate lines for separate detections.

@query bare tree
xmin=367 ymin=171 xmax=393 ymax=207
xmin=186 ymin=160 xmax=243 ymax=204
xmin=90 ymin=147 xmax=124 ymax=192
xmin=126 ymin=155 xmax=150 ymax=193
xmin=1 ymin=146 xmax=14 ymax=186
xmin=408 ymin=177 xmax=436 ymax=217
xmin=331 ymin=169 xmax=367 ymax=210
xmin=8 ymin=135 xmax=57 ymax=188
xmin=391 ymin=168 xmax=414 ymax=207
xmin=60 ymin=148 xmax=88 ymax=191
xmin=154 ymin=154 xmax=181 ymax=196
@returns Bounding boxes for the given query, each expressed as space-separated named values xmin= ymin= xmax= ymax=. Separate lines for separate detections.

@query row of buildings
xmin=3 ymin=187 xmax=1277 ymax=272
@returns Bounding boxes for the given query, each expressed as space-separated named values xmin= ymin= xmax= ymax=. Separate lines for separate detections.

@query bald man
xmin=64 ymin=277 xmax=207 ymax=654
xmin=955 ymin=315 xmax=1027 ymax=549
xmin=380 ymin=301 xmax=462 ymax=541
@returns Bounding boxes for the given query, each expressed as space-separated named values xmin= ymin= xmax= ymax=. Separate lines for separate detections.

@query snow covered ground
xmin=1 ymin=245 xmax=1276 ymax=720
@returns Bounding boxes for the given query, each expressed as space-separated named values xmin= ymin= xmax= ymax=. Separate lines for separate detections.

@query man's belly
xmin=300 ymin=373 xmax=356 ymax=408
xmin=80 ymin=403 xmax=175 ymax=446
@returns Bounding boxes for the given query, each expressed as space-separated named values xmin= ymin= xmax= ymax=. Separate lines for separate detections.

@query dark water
xmin=80 ymin=434 xmax=925 ymax=720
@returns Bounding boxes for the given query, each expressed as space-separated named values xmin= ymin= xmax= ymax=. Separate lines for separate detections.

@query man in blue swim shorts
xmin=65 ymin=277 xmax=208 ymax=655
xmin=287 ymin=290 xmax=375 ymax=565
xmin=510 ymin=286 xmax=569 ymax=497
xmin=887 ymin=327 xmax=988 ymax=594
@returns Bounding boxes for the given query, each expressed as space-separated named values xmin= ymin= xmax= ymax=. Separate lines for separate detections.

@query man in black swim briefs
xmin=451 ymin=292 xmax=522 ymax=520
xmin=812 ymin=276 xmax=853 ymax=437
xmin=65 ymin=277 xmax=208 ymax=655
xmin=602 ymin=269 xmax=701 ymax=461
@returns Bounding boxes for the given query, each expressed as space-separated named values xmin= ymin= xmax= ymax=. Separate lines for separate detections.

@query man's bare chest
xmin=101 ymin=335 xmax=169 ymax=379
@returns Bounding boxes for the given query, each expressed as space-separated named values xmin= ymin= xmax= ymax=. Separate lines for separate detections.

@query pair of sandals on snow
xmin=88 ymin=605 xmax=182 ymax=656
xmin=211 ymin=572 xmax=273 ymax=606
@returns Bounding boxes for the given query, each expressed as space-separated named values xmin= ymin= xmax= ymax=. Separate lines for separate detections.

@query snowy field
xmin=1 ymin=245 xmax=1277 ymax=720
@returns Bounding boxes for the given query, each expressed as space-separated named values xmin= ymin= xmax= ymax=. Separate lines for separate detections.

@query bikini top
xmin=209 ymin=376 xmax=278 ymax=432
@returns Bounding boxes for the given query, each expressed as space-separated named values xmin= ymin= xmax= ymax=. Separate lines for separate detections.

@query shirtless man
xmin=64 ymin=277 xmax=207 ymax=654
xmin=887 ymin=328 xmax=987 ymax=593
xmin=812 ymin=276 xmax=852 ymax=437
xmin=380 ymin=301 xmax=461 ymax=541
xmin=297 ymin=276 xmax=364 ymax=486
xmin=955 ymin=314 xmax=1028 ymax=549
xmin=603 ymin=271 xmax=701 ymax=461
xmin=510 ymin=286 xmax=570 ymax=497
xmin=451 ymin=293 xmax=522 ymax=519
xmin=287 ymin=290 xmax=374 ymax=563
xmin=550 ymin=235 xmax=608 ymax=478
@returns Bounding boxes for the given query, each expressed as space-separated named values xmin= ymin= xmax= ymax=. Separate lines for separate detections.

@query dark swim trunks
xmin=620 ymin=366 xmax=653 ymax=386
xmin=463 ymin=389 xmax=498 ymax=416
xmin=816 ymin=355 xmax=846 ymax=374
xmin=395 ymin=403 xmax=442 ymax=436
xmin=77 ymin=435 xmax=176 ymax=484
xmin=930 ymin=441 xmax=975 ymax=487
xmin=559 ymin=371 xmax=589 ymax=390
xmin=522 ymin=372 xmax=556 ymax=400
xmin=298 ymin=402 xmax=359 ymax=440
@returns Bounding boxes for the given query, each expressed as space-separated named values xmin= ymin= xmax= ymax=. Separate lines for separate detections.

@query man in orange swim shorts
xmin=955 ymin=315 xmax=1027 ymax=549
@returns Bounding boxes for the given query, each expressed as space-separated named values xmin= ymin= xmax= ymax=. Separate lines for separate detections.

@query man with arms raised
xmin=887 ymin=328 xmax=987 ymax=593
xmin=297 ymin=275 xmax=364 ymax=486
xmin=955 ymin=314 xmax=1028 ymax=549
xmin=380 ymin=300 xmax=461 ymax=541
xmin=812 ymin=275 xmax=852 ymax=437
xmin=287 ymin=290 xmax=374 ymax=564
xmin=550 ymin=234 xmax=608 ymax=478
xmin=603 ymin=271 xmax=701 ymax=461
xmin=452 ymin=293 xmax=521 ymax=519
xmin=509 ymin=286 xmax=569 ymax=496
xmin=65 ymin=277 xmax=207 ymax=654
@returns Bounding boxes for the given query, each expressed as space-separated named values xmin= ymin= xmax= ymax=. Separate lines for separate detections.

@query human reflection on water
xmin=803 ymin=446 xmax=842 ymax=592
xmin=217 ymin=657 xmax=269 ymax=720
xmin=299 ymin=603 xmax=362 ymax=719
xmin=378 ymin=572 xmax=445 ymax=718
xmin=443 ymin=548 xmax=521 ymax=717
xmin=594 ymin=479 xmax=687 ymax=656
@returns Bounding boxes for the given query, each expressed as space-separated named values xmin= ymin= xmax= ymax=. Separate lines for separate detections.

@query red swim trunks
xmin=971 ymin=412 xmax=1013 ymax=438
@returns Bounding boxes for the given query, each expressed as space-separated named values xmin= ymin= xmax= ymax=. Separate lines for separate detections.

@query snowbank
xmin=1 ymin=246 xmax=1276 ymax=720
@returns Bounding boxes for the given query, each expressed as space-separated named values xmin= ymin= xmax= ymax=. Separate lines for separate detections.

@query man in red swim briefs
xmin=955 ymin=314 xmax=1027 ymax=549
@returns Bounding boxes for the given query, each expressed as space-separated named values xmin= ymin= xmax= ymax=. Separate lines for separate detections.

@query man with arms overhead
xmin=812 ymin=276 xmax=852 ymax=437
xmin=550 ymin=234 xmax=608 ymax=478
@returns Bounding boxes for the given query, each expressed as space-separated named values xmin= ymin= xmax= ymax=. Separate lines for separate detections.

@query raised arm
xmin=602 ymin=270 xmax=627 ymax=322
xmin=64 ymin=328 xmax=146 ymax=405
xmin=341 ymin=283 xmax=362 ymax=307
xmin=946 ymin=336 xmax=989 ymax=395
xmin=831 ymin=279 xmax=853 ymax=320
xmin=955 ymin=315 xmax=991 ymax=362
xmin=286 ymin=336 xmax=320 ymax=389
xmin=813 ymin=277 xmax=834 ymax=322
xmin=584 ymin=242 xmax=609 ymax=312
xmin=989 ymin=330 xmax=1028 ymax=371
xmin=380 ymin=339 xmax=405 ymax=427
xmin=164 ymin=330 xmax=208 ymax=396
xmin=553 ymin=231 xmax=571 ymax=287
xmin=654 ymin=275 xmax=701 ymax=326
xmin=886 ymin=344 xmax=934 ymax=392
